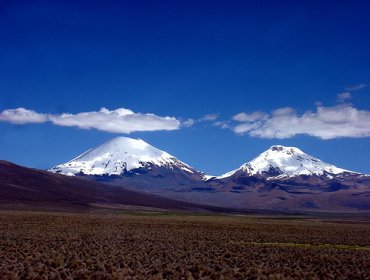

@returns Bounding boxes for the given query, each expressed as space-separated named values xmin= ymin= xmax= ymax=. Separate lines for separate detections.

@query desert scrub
xmin=0 ymin=211 xmax=369 ymax=279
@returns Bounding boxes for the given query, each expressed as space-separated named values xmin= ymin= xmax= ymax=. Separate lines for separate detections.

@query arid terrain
xmin=1 ymin=211 xmax=370 ymax=279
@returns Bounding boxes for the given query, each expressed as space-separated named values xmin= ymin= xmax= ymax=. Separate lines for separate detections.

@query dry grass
xmin=1 ymin=211 xmax=370 ymax=279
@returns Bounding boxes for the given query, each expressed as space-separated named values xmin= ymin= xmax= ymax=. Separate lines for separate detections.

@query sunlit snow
xmin=218 ymin=145 xmax=354 ymax=179
xmin=49 ymin=137 xmax=196 ymax=176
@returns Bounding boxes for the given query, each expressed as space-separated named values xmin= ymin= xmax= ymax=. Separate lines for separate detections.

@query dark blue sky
xmin=1 ymin=0 xmax=370 ymax=175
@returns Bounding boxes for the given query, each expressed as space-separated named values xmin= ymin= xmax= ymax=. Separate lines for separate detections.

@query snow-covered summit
xmin=48 ymin=137 xmax=197 ymax=176
xmin=217 ymin=145 xmax=354 ymax=179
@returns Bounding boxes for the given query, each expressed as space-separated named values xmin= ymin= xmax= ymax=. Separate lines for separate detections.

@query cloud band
xmin=0 ymin=107 xmax=181 ymax=134
xmin=232 ymin=105 xmax=370 ymax=139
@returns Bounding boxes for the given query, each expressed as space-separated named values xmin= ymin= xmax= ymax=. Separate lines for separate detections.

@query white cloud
xmin=182 ymin=113 xmax=219 ymax=127
xmin=345 ymin=83 xmax=367 ymax=91
xmin=232 ymin=105 xmax=370 ymax=139
xmin=182 ymin=118 xmax=195 ymax=127
xmin=214 ymin=121 xmax=230 ymax=129
xmin=272 ymin=107 xmax=295 ymax=116
xmin=200 ymin=114 xmax=219 ymax=121
xmin=233 ymin=111 xmax=268 ymax=122
xmin=0 ymin=108 xmax=48 ymax=124
xmin=337 ymin=92 xmax=352 ymax=103
xmin=234 ymin=122 xmax=262 ymax=134
xmin=0 ymin=107 xmax=181 ymax=133
xmin=49 ymin=108 xmax=181 ymax=133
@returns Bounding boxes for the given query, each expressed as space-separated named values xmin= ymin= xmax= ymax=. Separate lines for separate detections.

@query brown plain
xmin=1 ymin=211 xmax=370 ymax=279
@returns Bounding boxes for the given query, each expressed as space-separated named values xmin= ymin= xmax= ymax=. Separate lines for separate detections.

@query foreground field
xmin=1 ymin=211 xmax=370 ymax=279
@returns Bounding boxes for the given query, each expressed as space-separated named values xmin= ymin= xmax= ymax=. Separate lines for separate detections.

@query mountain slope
xmin=217 ymin=145 xmax=356 ymax=179
xmin=0 ymin=160 xmax=214 ymax=212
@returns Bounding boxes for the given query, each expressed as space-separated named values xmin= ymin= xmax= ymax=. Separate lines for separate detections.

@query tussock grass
xmin=0 ymin=211 xmax=369 ymax=279
xmin=231 ymin=240 xmax=370 ymax=251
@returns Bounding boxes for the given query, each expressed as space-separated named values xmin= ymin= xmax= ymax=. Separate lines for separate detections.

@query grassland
xmin=1 ymin=211 xmax=370 ymax=279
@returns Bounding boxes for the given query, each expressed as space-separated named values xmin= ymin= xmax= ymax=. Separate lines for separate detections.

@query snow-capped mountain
xmin=49 ymin=137 xmax=200 ymax=177
xmin=47 ymin=139 xmax=370 ymax=211
xmin=217 ymin=145 xmax=356 ymax=180
xmin=200 ymin=145 xmax=369 ymax=211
